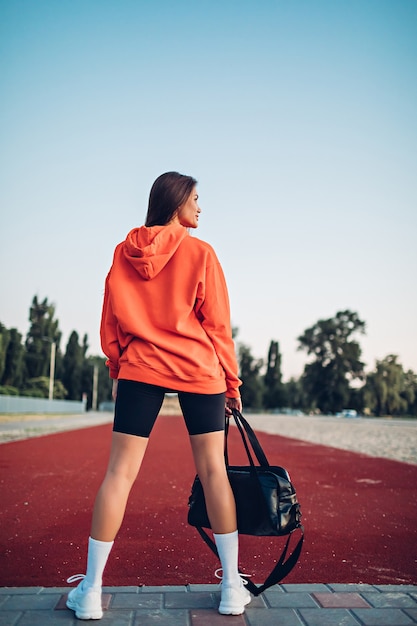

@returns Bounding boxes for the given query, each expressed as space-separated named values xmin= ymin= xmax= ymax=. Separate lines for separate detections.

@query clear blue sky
xmin=1 ymin=0 xmax=416 ymax=380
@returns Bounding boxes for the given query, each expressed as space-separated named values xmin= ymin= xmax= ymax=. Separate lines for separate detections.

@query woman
xmin=66 ymin=172 xmax=250 ymax=619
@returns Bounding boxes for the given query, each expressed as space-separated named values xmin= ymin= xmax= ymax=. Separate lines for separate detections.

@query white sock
xmin=213 ymin=530 xmax=240 ymax=586
xmin=84 ymin=537 xmax=114 ymax=589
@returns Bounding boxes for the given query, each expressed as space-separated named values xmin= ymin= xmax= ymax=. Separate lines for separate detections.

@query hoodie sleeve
xmin=100 ymin=272 xmax=120 ymax=379
xmin=196 ymin=255 xmax=242 ymax=398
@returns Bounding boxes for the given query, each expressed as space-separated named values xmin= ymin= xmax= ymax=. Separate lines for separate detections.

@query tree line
xmin=236 ymin=310 xmax=416 ymax=417
xmin=0 ymin=296 xmax=112 ymax=409
xmin=1 ymin=298 xmax=416 ymax=416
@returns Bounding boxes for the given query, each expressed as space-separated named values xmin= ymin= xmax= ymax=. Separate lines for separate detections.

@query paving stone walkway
xmin=1 ymin=583 xmax=417 ymax=625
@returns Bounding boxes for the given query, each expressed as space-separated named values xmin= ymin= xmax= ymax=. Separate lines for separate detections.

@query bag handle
xmin=225 ymin=412 xmax=256 ymax=467
xmin=225 ymin=408 xmax=270 ymax=468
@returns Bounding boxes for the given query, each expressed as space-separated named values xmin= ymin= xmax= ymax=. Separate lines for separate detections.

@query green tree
xmin=0 ymin=323 xmax=10 ymax=383
xmin=22 ymin=377 xmax=67 ymax=399
xmin=284 ymin=377 xmax=307 ymax=411
xmin=346 ymin=385 xmax=365 ymax=414
xmin=82 ymin=355 xmax=113 ymax=410
xmin=25 ymin=296 xmax=62 ymax=379
xmin=1 ymin=328 xmax=25 ymax=390
xmin=298 ymin=310 xmax=366 ymax=414
xmin=403 ymin=369 xmax=417 ymax=416
xmin=62 ymin=331 xmax=83 ymax=401
xmin=1 ymin=299 xmax=116 ymax=405
xmin=263 ymin=340 xmax=286 ymax=409
xmin=363 ymin=369 xmax=386 ymax=416
xmin=364 ymin=355 xmax=408 ymax=416
xmin=238 ymin=343 xmax=264 ymax=409
xmin=96 ymin=357 xmax=113 ymax=407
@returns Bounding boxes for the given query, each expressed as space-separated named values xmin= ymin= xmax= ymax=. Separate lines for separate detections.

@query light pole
xmin=42 ymin=337 xmax=56 ymax=401
xmin=48 ymin=341 xmax=56 ymax=401
xmin=92 ymin=364 xmax=98 ymax=411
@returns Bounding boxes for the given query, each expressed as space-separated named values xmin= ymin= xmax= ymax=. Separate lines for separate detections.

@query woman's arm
xmin=197 ymin=258 xmax=242 ymax=398
xmin=100 ymin=273 xmax=121 ymax=379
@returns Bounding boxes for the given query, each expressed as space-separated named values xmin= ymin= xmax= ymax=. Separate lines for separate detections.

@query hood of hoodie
xmin=122 ymin=223 xmax=189 ymax=280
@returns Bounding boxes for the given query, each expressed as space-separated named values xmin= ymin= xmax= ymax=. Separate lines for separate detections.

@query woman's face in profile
xmin=176 ymin=187 xmax=201 ymax=229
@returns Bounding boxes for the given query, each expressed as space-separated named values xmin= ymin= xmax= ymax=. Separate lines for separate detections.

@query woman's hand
xmin=225 ymin=395 xmax=242 ymax=415
xmin=112 ymin=379 xmax=118 ymax=401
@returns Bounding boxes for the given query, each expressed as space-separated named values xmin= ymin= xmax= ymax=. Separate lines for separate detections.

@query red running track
xmin=0 ymin=416 xmax=416 ymax=587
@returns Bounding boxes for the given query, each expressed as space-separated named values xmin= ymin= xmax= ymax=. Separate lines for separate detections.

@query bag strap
xmin=195 ymin=525 xmax=304 ymax=596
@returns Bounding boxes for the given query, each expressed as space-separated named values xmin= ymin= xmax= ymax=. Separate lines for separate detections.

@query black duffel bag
xmin=187 ymin=408 xmax=304 ymax=595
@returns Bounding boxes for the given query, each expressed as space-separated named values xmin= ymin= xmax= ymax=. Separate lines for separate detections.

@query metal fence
xmin=0 ymin=395 xmax=86 ymax=414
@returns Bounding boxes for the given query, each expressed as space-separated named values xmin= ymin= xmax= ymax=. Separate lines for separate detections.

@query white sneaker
xmin=215 ymin=569 xmax=251 ymax=615
xmin=66 ymin=574 xmax=103 ymax=620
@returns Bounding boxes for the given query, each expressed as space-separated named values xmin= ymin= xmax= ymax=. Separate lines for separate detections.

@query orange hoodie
xmin=100 ymin=223 xmax=241 ymax=397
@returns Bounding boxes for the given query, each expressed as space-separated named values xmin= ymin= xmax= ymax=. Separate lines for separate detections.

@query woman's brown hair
xmin=145 ymin=171 xmax=197 ymax=227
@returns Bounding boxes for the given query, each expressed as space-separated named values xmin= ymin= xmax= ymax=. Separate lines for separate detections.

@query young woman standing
xmin=66 ymin=171 xmax=250 ymax=619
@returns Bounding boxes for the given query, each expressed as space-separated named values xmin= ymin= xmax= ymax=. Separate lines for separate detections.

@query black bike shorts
xmin=113 ymin=379 xmax=226 ymax=437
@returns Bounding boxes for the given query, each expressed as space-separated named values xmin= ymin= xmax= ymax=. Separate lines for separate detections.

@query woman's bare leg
xmin=90 ymin=431 xmax=149 ymax=541
xmin=189 ymin=430 xmax=236 ymax=534
xmin=190 ymin=429 xmax=250 ymax=614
